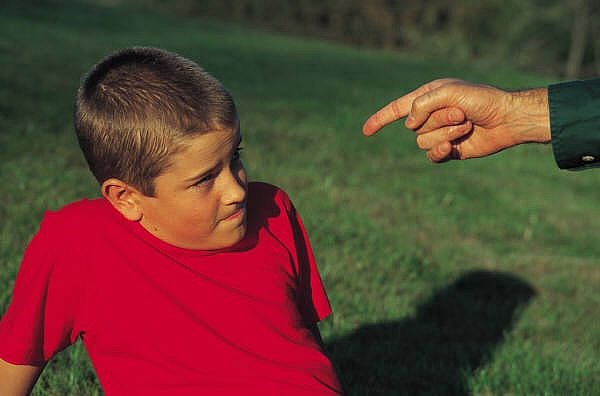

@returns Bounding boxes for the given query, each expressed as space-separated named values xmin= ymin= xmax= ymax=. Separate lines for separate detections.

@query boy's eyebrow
xmin=185 ymin=165 xmax=217 ymax=183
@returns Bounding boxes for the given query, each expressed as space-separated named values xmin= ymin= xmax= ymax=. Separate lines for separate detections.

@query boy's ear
xmin=101 ymin=178 xmax=144 ymax=222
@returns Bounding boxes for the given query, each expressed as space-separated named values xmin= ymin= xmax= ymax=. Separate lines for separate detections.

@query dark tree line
xmin=127 ymin=0 xmax=600 ymax=77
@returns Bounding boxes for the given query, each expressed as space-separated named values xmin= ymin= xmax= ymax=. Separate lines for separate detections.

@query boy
xmin=0 ymin=47 xmax=342 ymax=395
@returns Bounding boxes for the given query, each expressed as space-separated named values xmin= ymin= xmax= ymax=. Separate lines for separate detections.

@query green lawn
xmin=1 ymin=1 xmax=599 ymax=395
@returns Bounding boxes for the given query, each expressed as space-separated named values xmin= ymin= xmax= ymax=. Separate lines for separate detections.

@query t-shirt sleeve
xmin=549 ymin=78 xmax=600 ymax=170
xmin=278 ymin=191 xmax=332 ymax=325
xmin=0 ymin=214 xmax=85 ymax=365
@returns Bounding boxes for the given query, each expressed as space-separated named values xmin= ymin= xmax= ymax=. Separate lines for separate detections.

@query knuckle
xmin=447 ymin=123 xmax=468 ymax=139
xmin=411 ymin=99 xmax=423 ymax=116
xmin=372 ymin=111 xmax=381 ymax=125
xmin=390 ymin=100 xmax=401 ymax=117
xmin=412 ymin=97 xmax=422 ymax=110
xmin=416 ymin=134 xmax=430 ymax=149
xmin=428 ymin=148 xmax=441 ymax=162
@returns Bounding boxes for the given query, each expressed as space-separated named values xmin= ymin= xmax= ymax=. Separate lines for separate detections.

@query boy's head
xmin=75 ymin=47 xmax=248 ymax=250
xmin=75 ymin=46 xmax=237 ymax=196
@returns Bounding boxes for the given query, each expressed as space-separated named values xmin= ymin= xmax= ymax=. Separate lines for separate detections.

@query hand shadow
xmin=326 ymin=270 xmax=536 ymax=396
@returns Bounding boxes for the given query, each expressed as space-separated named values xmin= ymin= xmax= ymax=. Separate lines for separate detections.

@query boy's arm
xmin=0 ymin=358 xmax=43 ymax=396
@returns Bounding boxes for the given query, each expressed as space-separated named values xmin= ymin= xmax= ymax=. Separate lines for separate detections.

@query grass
xmin=1 ymin=0 xmax=599 ymax=394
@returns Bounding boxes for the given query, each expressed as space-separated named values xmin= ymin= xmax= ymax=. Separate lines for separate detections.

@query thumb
xmin=405 ymin=83 xmax=466 ymax=131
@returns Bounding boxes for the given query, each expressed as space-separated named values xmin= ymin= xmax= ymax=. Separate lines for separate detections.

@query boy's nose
xmin=222 ymin=168 xmax=247 ymax=205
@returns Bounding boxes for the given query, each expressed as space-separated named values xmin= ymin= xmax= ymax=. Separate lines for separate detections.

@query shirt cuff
xmin=549 ymin=78 xmax=600 ymax=170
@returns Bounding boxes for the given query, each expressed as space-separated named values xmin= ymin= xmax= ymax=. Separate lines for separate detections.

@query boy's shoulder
xmin=23 ymin=199 xmax=113 ymax=267
xmin=46 ymin=197 xmax=110 ymax=221
xmin=246 ymin=182 xmax=301 ymax=242
xmin=39 ymin=198 xmax=114 ymax=237
xmin=248 ymin=181 xmax=293 ymax=211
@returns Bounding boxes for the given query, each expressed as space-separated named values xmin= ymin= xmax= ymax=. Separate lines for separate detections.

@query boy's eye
xmin=192 ymin=147 xmax=243 ymax=188
xmin=194 ymin=173 xmax=215 ymax=186
xmin=232 ymin=147 xmax=244 ymax=162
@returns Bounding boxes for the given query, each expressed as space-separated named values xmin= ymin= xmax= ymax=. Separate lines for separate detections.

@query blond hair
xmin=74 ymin=47 xmax=237 ymax=195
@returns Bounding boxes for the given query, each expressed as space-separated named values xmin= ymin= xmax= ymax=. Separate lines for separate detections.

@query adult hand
xmin=362 ymin=79 xmax=551 ymax=162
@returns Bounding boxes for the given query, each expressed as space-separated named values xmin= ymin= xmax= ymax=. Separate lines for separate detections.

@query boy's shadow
xmin=326 ymin=270 xmax=536 ymax=395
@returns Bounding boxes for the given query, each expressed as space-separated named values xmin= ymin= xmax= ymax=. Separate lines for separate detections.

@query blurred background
xmin=1 ymin=1 xmax=599 ymax=395
xmin=121 ymin=0 xmax=600 ymax=78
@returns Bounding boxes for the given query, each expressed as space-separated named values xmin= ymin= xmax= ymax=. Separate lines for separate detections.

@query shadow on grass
xmin=327 ymin=270 xmax=536 ymax=396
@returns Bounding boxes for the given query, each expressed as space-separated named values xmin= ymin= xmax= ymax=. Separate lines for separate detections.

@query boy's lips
xmin=222 ymin=206 xmax=245 ymax=222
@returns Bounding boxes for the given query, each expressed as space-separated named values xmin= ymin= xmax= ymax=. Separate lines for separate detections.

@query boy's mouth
xmin=222 ymin=206 xmax=245 ymax=222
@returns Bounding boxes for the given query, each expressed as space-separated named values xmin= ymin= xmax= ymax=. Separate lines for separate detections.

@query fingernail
xmin=405 ymin=115 xmax=415 ymax=127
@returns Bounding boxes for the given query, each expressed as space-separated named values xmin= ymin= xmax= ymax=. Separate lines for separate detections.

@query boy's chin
xmin=215 ymin=224 xmax=247 ymax=250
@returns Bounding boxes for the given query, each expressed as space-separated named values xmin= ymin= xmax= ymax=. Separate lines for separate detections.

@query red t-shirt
xmin=0 ymin=182 xmax=342 ymax=395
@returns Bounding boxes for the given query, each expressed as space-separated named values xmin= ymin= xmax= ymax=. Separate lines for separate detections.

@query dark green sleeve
xmin=549 ymin=78 xmax=600 ymax=170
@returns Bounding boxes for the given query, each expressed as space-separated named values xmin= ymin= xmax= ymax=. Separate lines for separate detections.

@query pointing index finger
xmin=362 ymin=95 xmax=413 ymax=136
xmin=362 ymin=78 xmax=460 ymax=136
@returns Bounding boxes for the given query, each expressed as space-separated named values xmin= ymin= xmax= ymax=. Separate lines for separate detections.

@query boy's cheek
xmin=226 ymin=219 xmax=247 ymax=244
